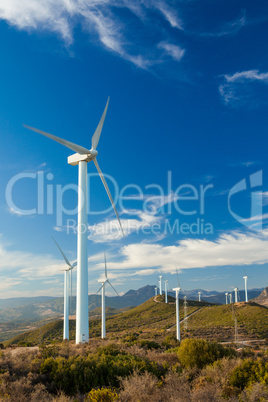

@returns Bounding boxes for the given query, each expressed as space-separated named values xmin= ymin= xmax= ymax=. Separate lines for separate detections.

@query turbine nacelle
xmin=68 ymin=150 xmax=98 ymax=166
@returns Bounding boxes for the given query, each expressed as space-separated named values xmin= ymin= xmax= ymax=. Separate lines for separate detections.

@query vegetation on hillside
xmin=0 ymin=338 xmax=268 ymax=401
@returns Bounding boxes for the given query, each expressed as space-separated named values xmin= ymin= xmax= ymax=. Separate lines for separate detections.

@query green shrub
xmin=138 ymin=340 xmax=161 ymax=350
xmin=85 ymin=387 xmax=118 ymax=401
xmin=229 ymin=358 xmax=268 ymax=389
xmin=177 ymin=339 xmax=236 ymax=369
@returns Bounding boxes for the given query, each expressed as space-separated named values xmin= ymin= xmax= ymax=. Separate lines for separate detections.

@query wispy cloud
xmin=158 ymin=41 xmax=185 ymax=61
xmin=219 ymin=69 xmax=268 ymax=107
xmin=195 ymin=11 xmax=246 ymax=38
xmin=0 ymin=0 xmax=184 ymax=69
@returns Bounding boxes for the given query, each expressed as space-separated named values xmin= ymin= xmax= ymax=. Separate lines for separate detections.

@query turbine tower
xmin=198 ymin=291 xmax=201 ymax=302
xmin=53 ymin=238 xmax=77 ymax=340
xmin=159 ymin=275 xmax=163 ymax=295
xmin=164 ymin=280 xmax=168 ymax=303
xmin=229 ymin=293 xmax=233 ymax=304
xmin=154 ymin=287 xmax=158 ymax=296
xmin=225 ymin=292 xmax=229 ymax=304
xmin=24 ymin=99 xmax=124 ymax=344
xmin=173 ymin=269 xmax=181 ymax=341
xmin=234 ymin=287 xmax=238 ymax=303
xmin=97 ymin=253 xmax=119 ymax=339
xmin=243 ymin=275 xmax=248 ymax=302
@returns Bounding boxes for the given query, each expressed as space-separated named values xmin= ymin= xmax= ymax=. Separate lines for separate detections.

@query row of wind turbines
xmin=24 ymin=99 xmax=252 ymax=344
xmin=155 ymin=272 xmax=251 ymax=343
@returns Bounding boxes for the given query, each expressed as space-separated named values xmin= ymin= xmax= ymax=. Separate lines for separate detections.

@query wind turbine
xmin=234 ymin=287 xmax=238 ymax=303
xmin=225 ymin=292 xmax=229 ymax=304
xmin=159 ymin=275 xmax=163 ymax=295
xmin=173 ymin=269 xmax=181 ymax=341
xmin=198 ymin=291 xmax=201 ymax=302
xmin=229 ymin=293 xmax=233 ymax=304
xmin=243 ymin=274 xmax=248 ymax=302
xmin=154 ymin=287 xmax=158 ymax=296
xmin=164 ymin=280 xmax=168 ymax=303
xmin=53 ymin=237 xmax=77 ymax=340
xmin=24 ymin=99 xmax=124 ymax=344
xmin=97 ymin=252 xmax=119 ymax=339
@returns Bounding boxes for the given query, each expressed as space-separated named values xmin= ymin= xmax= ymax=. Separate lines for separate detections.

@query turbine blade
xmin=72 ymin=261 xmax=77 ymax=269
xmin=107 ymin=280 xmax=119 ymax=296
xmin=52 ymin=237 xmax=72 ymax=267
xmin=24 ymin=124 xmax=90 ymax=155
xmin=91 ymin=97 xmax=109 ymax=150
xmin=96 ymin=282 xmax=105 ymax=294
xmin=93 ymin=158 xmax=124 ymax=237
xmin=104 ymin=252 xmax=107 ymax=278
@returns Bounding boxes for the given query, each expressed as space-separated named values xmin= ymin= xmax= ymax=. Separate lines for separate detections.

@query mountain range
xmin=0 ymin=285 xmax=265 ymax=324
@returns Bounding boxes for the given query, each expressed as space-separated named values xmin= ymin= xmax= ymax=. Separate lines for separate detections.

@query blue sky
xmin=0 ymin=0 xmax=268 ymax=298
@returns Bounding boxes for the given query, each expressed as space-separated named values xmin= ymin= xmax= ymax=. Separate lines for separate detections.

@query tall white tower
xmin=243 ymin=276 xmax=248 ymax=302
xmin=234 ymin=287 xmax=238 ymax=303
xmin=173 ymin=287 xmax=181 ymax=341
xmin=225 ymin=292 xmax=229 ymax=304
xmin=155 ymin=287 xmax=158 ymax=296
xmin=159 ymin=275 xmax=163 ymax=295
xmin=198 ymin=291 xmax=201 ymax=302
xmin=164 ymin=280 xmax=168 ymax=303
xmin=229 ymin=293 xmax=233 ymax=304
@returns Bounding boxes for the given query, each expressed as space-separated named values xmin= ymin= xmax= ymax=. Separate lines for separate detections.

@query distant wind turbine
xmin=164 ymin=280 xmax=168 ymax=303
xmin=159 ymin=275 xmax=163 ymax=295
xmin=225 ymin=292 xmax=229 ymax=305
xmin=173 ymin=269 xmax=181 ymax=341
xmin=198 ymin=291 xmax=201 ymax=302
xmin=229 ymin=293 xmax=233 ymax=304
xmin=243 ymin=274 xmax=248 ymax=302
xmin=97 ymin=253 xmax=119 ymax=339
xmin=25 ymin=98 xmax=124 ymax=344
xmin=155 ymin=287 xmax=158 ymax=296
xmin=53 ymin=237 xmax=77 ymax=340
xmin=234 ymin=287 xmax=239 ymax=303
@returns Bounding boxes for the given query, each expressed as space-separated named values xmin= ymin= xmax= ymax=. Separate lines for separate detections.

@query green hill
xmin=4 ymin=297 xmax=267 ymax=347
xmin=186 ymin=302 xmax=268 ymax=342
xmin=3 ymin=296 xmax=204 ymax=345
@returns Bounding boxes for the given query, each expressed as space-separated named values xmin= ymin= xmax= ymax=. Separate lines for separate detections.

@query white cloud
xmin=0 ymin=0 xmax=184 ymax=69
xmin=224 ymin=70 xmax=268 ymax=83
xmin=153 ymin=1 xmax=183 ymax=30
xmin=88 ymin=210 xmax=162 ymax=243
xmin=158 ymin=41 xmax=185 ymax=61
xmin=105 ymin=230 xmax=268 ymax=272
xmin=219 ymin=69 xmax=268 ymax=107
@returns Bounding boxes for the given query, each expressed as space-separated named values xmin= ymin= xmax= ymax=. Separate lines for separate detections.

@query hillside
xmin=251 ymin=287 xmax=268 ymax=307
xmin=186 ymin=302 xmax=268 ymax=342
xmin=4 ymin=296 xmax=268 ymax=347
xmin=4 ymin=296 xmax=205 ymax=345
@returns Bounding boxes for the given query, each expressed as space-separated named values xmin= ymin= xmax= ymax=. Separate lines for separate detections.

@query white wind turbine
xmin=198 ymin=291 xmax=201 ymax=302
xmin=53 ymin=237 xmax=77 ymax=340
xmin=164 ymin=280 xmax=168 ymax=303
xmin=97 ymin=252 xmax=119 ymax=339
xmin=229 ymin=293 xmax=233 ymax=304
xmin=234 ymin=287 xmax=239 ymax=303
xmin=173 ymin=269 xmax=181 ymax=341
xmin=24 ymin=98 xmax=124 ymax=344
xmin=159 ymin=275 xmax=163 ymax=295
xmin=154 ymin=287 xmax=158 ymax=296
xmin=243 ymin=274 xmax=248 ymax=302
xmin=225 ymin=292 xmax=229 ymax=305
